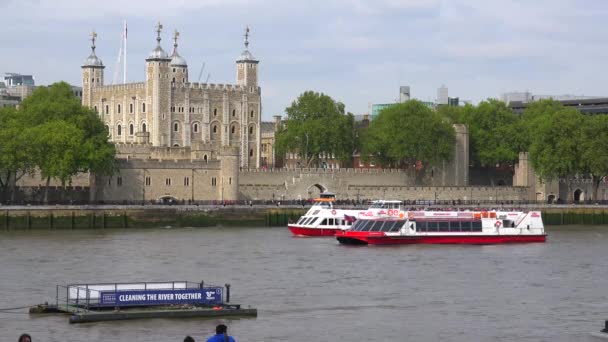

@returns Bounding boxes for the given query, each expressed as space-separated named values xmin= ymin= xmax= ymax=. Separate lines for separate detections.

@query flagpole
xmin=123 ymin=20 xmax=127 ymax=83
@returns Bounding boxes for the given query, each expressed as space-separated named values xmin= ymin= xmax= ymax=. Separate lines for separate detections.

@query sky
xmin=1 ymin=0 xmax=607 ymax=120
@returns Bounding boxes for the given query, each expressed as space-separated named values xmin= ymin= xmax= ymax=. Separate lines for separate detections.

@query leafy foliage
xmin=275 ymin=91 xmax=355 ymax=167
xmin=361 ymin=100 xmax=455 ymax=176
xmin=0 ymin=82 xmax=115 ymax=199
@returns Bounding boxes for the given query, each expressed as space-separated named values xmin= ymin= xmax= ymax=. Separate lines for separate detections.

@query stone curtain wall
xmin=238 ymin=168 xmax=528 ymax=201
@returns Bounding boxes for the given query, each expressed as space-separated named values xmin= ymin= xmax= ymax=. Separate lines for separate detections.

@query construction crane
xmin=205 ymin=73 xmax=211 ymax=83
xmin=197 ymin=62 xmax=205 ymax=83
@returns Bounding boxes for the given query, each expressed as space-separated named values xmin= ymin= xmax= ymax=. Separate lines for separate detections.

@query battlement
xmin=116 ymin=158 xmax=221 ymax=169
xmin=95 ymin=82 xmax=145 ymax=91
xmin=171 ymin=82 xmax=243 ymax=92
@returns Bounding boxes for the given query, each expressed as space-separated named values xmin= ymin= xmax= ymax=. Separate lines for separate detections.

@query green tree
xmin=361 ymin=100 xmax=455 ymax=182
xmin=0 ymin=82 xmax=115 ymax=203
xmin=275 ymin=91 xmax=355 ymax=167
xmin=528 ymin=108 xmax=586 ymax=201
xmin=581 ymin=115 xmax=608 ymax=201
xmin=0 ymin=107 xmax=37 ymax=199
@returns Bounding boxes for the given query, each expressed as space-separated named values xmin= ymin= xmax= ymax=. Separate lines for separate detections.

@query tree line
xmin=0 ymin=82 xmax=115 ymax=202
xmin=276 ymin=91 xmax=608 ymax=200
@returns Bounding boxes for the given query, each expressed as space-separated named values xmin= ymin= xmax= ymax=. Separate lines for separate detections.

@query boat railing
xmin=55 ymin=280 xmax=226 ymax=312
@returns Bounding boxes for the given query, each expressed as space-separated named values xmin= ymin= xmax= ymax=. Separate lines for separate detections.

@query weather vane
xmin=90 ymin=30 xmax=97 ymax=51
xmin=155 ymin=22 xmax=163 ymax=43
xmin=244 ymin=26 xmax=250 ymax=49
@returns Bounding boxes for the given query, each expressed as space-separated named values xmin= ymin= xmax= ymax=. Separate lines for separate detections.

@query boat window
xmin=461 ymin=221 xmax=472 ymax=231
xmin=297 ymin=217 xmax=305 ymax=224
xmin=449 ymin=222 xmax=461 ymax=232
xmin=358 ymin=220 xmax=373 ymax=231
xmin=351 ymin=220 xmax=364 ymax=230
xmin=426 ymin=221 xmax=438 ymax=232
xmin=312 ymin=210 xmax=320 ymax=215
xmin=503 ymin=220 xmax=514 ymax=228
xmin=472 ymin=221 xmax=482 ymax=231
xmin=320 ymin=218 xmax=328 ymax=226
xmin=370 ymin=221 xmax=384 ymax=231
xmin=388 ymin=221 xmax=402 ymax=232
xmin=438 ymin=221 xmax=449 ymax=232
xmin=309 ymin=217 xmax=320 ymax=226
xmin=304 ymin=217 xmax=315 ymax=225
xmin=380 ymin=221 xmax=394 ymax=232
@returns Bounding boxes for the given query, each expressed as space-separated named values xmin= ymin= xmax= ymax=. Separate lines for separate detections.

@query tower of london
xmin=81 ymin=23 xmax=262 ymax=168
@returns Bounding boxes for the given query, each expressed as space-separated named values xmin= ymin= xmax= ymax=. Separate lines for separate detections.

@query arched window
xmin=117 ymin=124 xmax=122 ymax=136
xmin=117 ymin=104 xmax=121 ymax=114
xmin=105 ymin=105 xmax=109 ymax=114
xmin=249 ymin=126 xmax=254 ymax=135
xmin=129 ymin=124 xmax=134 ymax=135
xmin=250 ymin=110 xmax=254 ymax=118
xmin=142 ymin=103 xmax=146 ymax=112
xmin=172 ymin=77 xmax=175 ymax=83
xmin=129 ymin=104 xmax=133 ymax=113
xmin=213 ymin=108 xmax=217 ymax=116
xmin=203 ymin=154 xmax=208 ymax=162
xmin=232 ymin=109 xmax=236 ymax=117
xmin=213 ymin=125 xmax=217 ymax=133
xmin=173 ymin=122 xmax=179 ymax=132
xmin=173 ymin=144 xmax=180 ymax=147
xmin=105 ymin=125 xmax=110 ymax=134
xmin=231 ymin=126 xmax=235 ymax=134
xmin=249 ymin=149 xmax=253 ymax=157
xmin=142 ymin=123 xmax=147 ymax=132
xmin=193 ymin=123 xmax=199 ymax=133
xmin=94 ymin=106 xmax=98 ymax=113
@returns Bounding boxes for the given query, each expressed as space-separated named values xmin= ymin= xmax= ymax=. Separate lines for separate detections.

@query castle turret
xmin=236 ymin=26 xmax=259 ymax=88
xmin=170 ymin=30 xmax=188 ymax=85
xmin=82 ymin=30 xmax=105 ymax=108
xmin=145 ymin=22 xmax=171 ymax=147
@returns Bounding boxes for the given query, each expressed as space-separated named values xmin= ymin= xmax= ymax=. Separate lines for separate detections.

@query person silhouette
xmin=206 ymin=324 xmax=235 ymax=342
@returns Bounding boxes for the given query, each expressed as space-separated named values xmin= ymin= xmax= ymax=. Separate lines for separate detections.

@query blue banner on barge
xmin=99 ymin=288 xmax=222 ymax=306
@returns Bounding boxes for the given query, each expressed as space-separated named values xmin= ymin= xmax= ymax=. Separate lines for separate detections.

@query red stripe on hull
xmin=337 ymin=232 xmax=546 ymax=245
xmin=288 ymin=225 xmax=341 ymax=237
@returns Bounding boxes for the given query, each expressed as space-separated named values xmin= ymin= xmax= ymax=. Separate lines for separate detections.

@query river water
xmin=1 ymin=225 xmax=608 ymax=341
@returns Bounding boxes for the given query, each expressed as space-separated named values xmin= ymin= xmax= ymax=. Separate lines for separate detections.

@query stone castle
xmin=78 ymin=23 xmax=262 ymax=202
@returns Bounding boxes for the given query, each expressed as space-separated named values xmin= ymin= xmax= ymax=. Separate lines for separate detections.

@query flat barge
xmin=30 ymin=281 xmax=257 ymax=324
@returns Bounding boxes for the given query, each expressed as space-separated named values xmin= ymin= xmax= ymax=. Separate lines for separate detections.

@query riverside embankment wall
xmin=1 ymin=205 xmax=608 ymax=229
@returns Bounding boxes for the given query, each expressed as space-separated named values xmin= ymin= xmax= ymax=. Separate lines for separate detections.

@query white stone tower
xmin=145 ymin=22 xmax=172 ymax=147
xmin=82 ymin=31 xmax=105 ymax=108
xmin=235 ymin=26 xmax=261 ymax=168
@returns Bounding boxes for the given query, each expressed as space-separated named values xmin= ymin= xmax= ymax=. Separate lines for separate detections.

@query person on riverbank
xmin=207 ymin=324 xmax=235 ymax=342
xmin=184 ymin=336 xmax=195 ymax=342
xmin=18 ymin=334 xmax=32 ymax=342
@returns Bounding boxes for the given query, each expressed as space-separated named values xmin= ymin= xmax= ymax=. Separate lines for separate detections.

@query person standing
xmin=206 ymin=324 xmax=235 ymax=342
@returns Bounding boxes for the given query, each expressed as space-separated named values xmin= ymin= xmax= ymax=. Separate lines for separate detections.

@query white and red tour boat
xmin=288 ymin=198 xmax=407 ymax=237
xmin=288 ymin=192 xmax=360 ymax=237
xmin=336 ymin=200 xmax=546 ymax=245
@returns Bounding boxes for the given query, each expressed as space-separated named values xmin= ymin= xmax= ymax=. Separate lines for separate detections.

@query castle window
xmin=165 ymin=178 xmax=172 ymax=186
xmin=105 ymin=105 xmax=109 ymax=114
xmin=211 ymin=177 xmax=217 ymax=186
xmin=173 ymin=68 xmax=176 ymax=73
xmin=193 ymin=123 xmax=199 ymax=133
xmin=203 ymin=154 xmax=208 ymax=162
xmin=172 ymin=78 xmax=175 ymax=83
xmin=129 ymin=104 xmax=133 ymax=113
xmin=117 ymin=124 xmax=122 ymax=136
xmin=145 ymin=176 xmax=151 ymax=186
xmin=249 ymin=126 xmax=254 ymax=135
xmin=117 ymin=177 xmax=122 ymax=186
xmin=232 ymin=109 xmax=236 ymax=117
xmin=142 ymin=103 xmax=146 ymax=112
xmin=117 ymin=104 xmax=121 ymax=114
xmin=129 ymin=124 xmax=134 ymax=135
xmin=250 ymin=110 xmax=254 ymax=118
xmin=231 ymin=126 xmax=235 ymax=134
xmin=105 ymin=125 xmax=110 ymax=135
xmin=173 ymin=144 xmax=180 ymax=147
xmin=249 ymin=149 xmax=253 ymax=157
xmin=184 ymin=177 xmax=190 ymax=186
xmin=229 ymin=177 xmax=232 ymax=185
xmin=182 ymin=78 xmax=185 ymax=83
xmin=94 ymin=106 xmax=98 ymax=113
xmin=213 ymin=108 xmax=217 ymax=116
xmin=142 ymin=123 xmax=147 ymax=132
xmin=91 ymin=78 xmax=94 ymax=83
xmin=171 ymin=106 xmax=175 ymax=113
xmin=173 ymin=122 xmax=179 ymax=132
xmin=213 ymin=125 xmax=217 ymax=133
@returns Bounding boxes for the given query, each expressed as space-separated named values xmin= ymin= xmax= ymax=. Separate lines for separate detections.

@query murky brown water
xmin=1 ymin=225 xmax=608 ymax=341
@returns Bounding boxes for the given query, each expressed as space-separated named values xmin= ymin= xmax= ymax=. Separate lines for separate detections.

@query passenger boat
xmin=288 ymin=198 xmax=407 ymax=237
xmin=336 ymin=200 xmax=546 ymax=245
xmin=288 ymin=192 xmax=360 ymax=236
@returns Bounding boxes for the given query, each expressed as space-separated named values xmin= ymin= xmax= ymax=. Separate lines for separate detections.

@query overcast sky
xmin=1 ymin=0 xmax=607 ymax=120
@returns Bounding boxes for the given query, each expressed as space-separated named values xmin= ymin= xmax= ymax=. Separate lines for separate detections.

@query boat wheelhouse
xmin=288 ymin=195 xmax=359 ymax=236
xmin=336 ymin=207 xmax=546 ymax=245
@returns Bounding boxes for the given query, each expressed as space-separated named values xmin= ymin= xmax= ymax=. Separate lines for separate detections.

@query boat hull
xmin=337 ymin=232 xmax=546 ymax=245
xmin=288 ymin=225 xmax=342 ymax=237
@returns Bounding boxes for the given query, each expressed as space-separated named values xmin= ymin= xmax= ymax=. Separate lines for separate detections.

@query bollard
xmin=200 ymin=280 xmax=204 ymax=289
xmin=602 ymin=320 xmax=608 ymax=333
xmin=225 ymin=283 xmax=231 ymax=303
